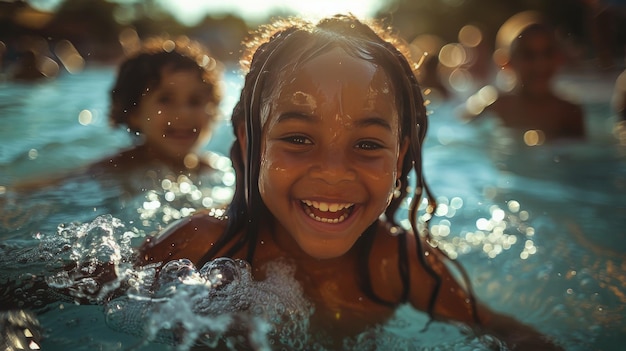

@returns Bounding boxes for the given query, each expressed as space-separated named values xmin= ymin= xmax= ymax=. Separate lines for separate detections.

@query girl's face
xmin=258 ymin=47 xmax=407 ymax=259
xmin=511 ymin=30 xmax=560 ymax=95
xmin=129 ymin=67 xmax=216 ymax=162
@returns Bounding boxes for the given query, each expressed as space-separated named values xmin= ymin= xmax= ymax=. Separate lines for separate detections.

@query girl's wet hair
xmin=199 ymin=14 xmax=479 ymax=324
xmin=109 ymin=36 xmax=223 ymax=132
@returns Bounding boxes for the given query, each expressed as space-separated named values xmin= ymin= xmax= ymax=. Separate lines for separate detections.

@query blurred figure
xmin=10 ymin=49 xmax=47 ymax=82
xmin=88 ymin=35 xmax=223 ymax=183
xmin=14 ymin=35 xmax=225 ymax=195
xmin=580 ymin=0 xmax=619 ymax=69
xmin=612 ymin=68 xmax=626 ymax=121
xmin=6 ymin=35 xmax=60 ymax=82
xmin=612 ymin=67 xmax=626 ymax=146
xmin=463 ymin=16 xmax=586 ymax=143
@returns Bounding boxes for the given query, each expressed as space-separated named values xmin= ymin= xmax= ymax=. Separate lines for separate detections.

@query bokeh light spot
xmin=78 ymin=110 xmax=93 ymax=126
xmin=458 ymin=25 xmax=482 ymax=47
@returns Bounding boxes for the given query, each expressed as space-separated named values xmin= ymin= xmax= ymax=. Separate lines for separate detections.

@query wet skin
xmin=139 ymin=48 xmax=565 ymax=350
xmin=510 ymin=29 xmax=560 ymax=97
xmin=480 ymin=28 xmax=585 ymax=141
xmin=141 ymin=49 xmax=473 ymax=334
xmin=258 ymin=47 xmax=408 ymax=260
xmin=128 ymin=67 xmax=216 ymax=164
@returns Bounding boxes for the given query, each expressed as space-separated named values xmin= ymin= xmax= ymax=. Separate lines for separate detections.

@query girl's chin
xmin=298 ymin=241 xmax=353 ymax=260
xmin=293 ymin=219 xmax=362 ymax=259
xmin=154 ymin=150 xmax=196 ymax=167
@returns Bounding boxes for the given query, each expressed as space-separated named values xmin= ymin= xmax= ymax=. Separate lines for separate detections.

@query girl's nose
xmin=167 ymin=104 xmax=196 ymax=126
xmin=176 ymin=103 xmax=195 ymax=119
xmin=308 ymin=148 xmax=357 ymax=184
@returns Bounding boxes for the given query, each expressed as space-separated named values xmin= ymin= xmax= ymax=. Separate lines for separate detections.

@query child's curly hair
xmin=109 ymin=36 xmax=223 ymax=133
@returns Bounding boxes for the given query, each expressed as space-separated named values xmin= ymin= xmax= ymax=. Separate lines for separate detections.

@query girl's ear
xmin=396 ymin=137 xmax=410 ymax=174
xmin=236 ymin=122 xmax=247 ymax=164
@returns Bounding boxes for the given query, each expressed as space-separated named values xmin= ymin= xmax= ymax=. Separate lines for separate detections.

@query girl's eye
xmin=188 ymin=96 xmax=204 ymax=107
xmin=281 ymin=135 xmax=312 ymax=145
xmin=157 ymin=95 xmax=172 ymax=104
xmin=355 ymin=140 xmax=383 ymax=150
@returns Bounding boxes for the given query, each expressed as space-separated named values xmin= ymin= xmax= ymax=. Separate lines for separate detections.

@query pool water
xmin=0 ymin=64 xmax=625 ymax=350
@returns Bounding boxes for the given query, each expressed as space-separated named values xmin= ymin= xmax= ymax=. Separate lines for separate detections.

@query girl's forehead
xmin=290 ymin=48 xmax=388 ymax=85
xmin=513 ymin=30 xmax=554 ymax=52
xmin=267 ymin=47 xmax=396 ymax=117
xmin=150 ymin=67 xmax=205 ymax=88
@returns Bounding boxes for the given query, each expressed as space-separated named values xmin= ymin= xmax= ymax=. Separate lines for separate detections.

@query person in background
xmin=138 ymin=14 xmax=564 ymax=350
xmin=463 ymin=18 xmax=586 ymax=143
xmin=612 ymin=67 xmax=626 ymax=121
xmin=14 ymin=36 xmax=225 ymax=196
xmin=88 ymin=35 xmax=223 ymax=187
xmin=611 ymin=66 xmax=626 ymax=146
xmin=10 ymin=49 xmax=47 ymax=82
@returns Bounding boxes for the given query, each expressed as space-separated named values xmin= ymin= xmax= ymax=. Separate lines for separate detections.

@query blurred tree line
xmin=374 ymin=0 xmax=625 ymax=67
xmin=1 ymin=0 xmax=624 ymax=69
xmin=376 ymin=0 xmax=587 ymax=45
xmin=0 ymin=0 xmax=249 ymax=66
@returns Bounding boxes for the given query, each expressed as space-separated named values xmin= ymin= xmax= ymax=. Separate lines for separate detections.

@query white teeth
xmin=302 ymin=200 xmax=353 ymax=213
xmin=301 ymin=200 xmax=354 ymax=224
xmin=305 ymin=208 xmax=347 ymax=223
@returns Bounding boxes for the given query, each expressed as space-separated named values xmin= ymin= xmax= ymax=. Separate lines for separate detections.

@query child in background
xmin=88 ymin=36 xmax=223 ymax=189
xmin=464 ymin=19 xmax=585 ymax=142
xmin=138 ymin=15 xmax=563 ymax=350
xmin=13 ymin=36 xmax=224 ymax=195
xmin=612 ymin=68 xmax=626 ymax=121
xmin=10 ymin=49 xmax=48 ymax=82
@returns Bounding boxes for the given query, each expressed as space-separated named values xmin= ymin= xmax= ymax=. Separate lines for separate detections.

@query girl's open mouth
xmin=165 ymin=128 xmax=198 ymax=141
xmin=300 ymin=200 xmax=355 ymax=224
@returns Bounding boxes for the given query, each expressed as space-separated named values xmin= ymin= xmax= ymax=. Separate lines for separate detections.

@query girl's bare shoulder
xmin=369 ymin=223 xmax=474 ymax=321
xmin=137 ymin=209 xmax=228 ymax=266
xmin=367 ymin=223 xmax=420 ymax=303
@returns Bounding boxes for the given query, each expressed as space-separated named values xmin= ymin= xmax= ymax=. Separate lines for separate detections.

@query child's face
xmin=129 ymin=67 xmax=216 ymax=161
xmin=510 ymin=30 xmax=561 ymax=94
xmin=258 ymin=47 xmax=407 ymax=259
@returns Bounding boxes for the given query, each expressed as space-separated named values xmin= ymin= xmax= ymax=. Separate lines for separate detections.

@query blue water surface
xmin=0 ymin=64 xmax=625 ymax=350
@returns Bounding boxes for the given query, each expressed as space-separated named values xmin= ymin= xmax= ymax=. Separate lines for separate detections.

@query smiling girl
xmin=91 ymin=36 xmax=223 ymax=183
xmin=138 ymin=15 xmax=563 ymax=350
xmin=12 ymin=36 xmax=224 ymax=195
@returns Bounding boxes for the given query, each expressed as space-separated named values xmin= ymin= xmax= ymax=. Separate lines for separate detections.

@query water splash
xmin=105 ymin=258 xmax=313 ymax=351
xmin=134 ymin=155 xmax=235 ymax=230
xmin=42 ymin=215 xmax=139 ymax=304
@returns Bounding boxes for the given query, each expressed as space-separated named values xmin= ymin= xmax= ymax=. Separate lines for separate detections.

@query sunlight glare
xmin=157 ymin=0 xmax=384 ymax=25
